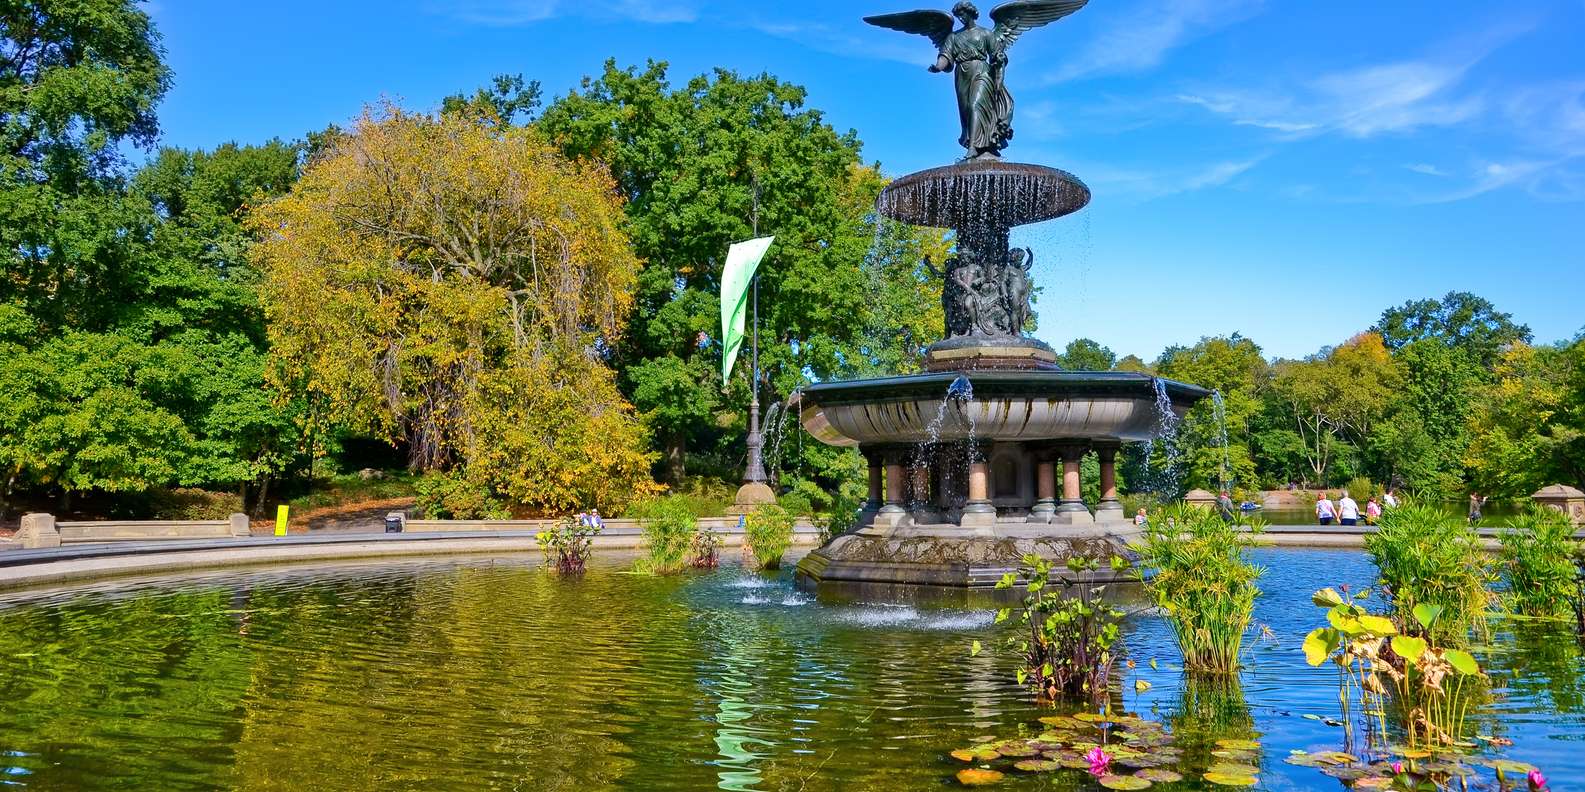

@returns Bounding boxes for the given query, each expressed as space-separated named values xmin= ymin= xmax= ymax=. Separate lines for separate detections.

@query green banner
xmin=720 ymin=236 xmax=775 ymax=385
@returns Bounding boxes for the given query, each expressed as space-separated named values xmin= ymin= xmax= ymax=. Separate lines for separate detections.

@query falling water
xmin=1211 ymin=390 xmax=1231 ymax=493
xmin=763 ymin=389 xmax=799 ymax=482
xmin=1151 ymin=377 xmax=1183 ymax=497
xmin=909 ymin=375 xmax=976 ymax=509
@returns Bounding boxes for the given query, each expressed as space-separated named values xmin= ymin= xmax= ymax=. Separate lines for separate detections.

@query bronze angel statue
xmin=866 ymin=0 xmax=1088 ymax=160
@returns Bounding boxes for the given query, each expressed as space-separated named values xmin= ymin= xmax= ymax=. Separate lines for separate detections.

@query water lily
xmin=1391 ymin=761 xmax=1404 ymax=775
xmin=1528 ymin=768 xmax=1548 ymax=790
xmin=1086 ymin=746 xmax=1112 ymax=777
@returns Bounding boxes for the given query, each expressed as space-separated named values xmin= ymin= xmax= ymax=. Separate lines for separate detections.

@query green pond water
xmin=0 ymin=548 xmax=1580 ymax=790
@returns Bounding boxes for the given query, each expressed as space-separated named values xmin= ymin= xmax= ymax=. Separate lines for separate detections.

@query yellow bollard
xmin=275 ymin=505 xmax=289 ymax=537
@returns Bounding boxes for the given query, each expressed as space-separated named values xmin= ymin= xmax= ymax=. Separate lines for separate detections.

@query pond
xmin=0 ymin=548 xmax=1578 ymax=790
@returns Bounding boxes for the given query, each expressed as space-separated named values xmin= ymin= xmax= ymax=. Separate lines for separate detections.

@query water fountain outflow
xmin=795 ymin=4 xmax=1212 ymax=591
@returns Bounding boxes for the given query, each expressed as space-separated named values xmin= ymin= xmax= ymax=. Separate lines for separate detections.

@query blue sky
xmin=145 ymin=0 xmax=1584 ymax=360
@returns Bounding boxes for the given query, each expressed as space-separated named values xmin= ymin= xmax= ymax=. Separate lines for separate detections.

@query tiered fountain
xmin=795 ymin=0 xmax=1209 ymax=589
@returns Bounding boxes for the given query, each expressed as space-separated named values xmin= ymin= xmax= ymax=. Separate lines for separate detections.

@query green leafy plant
xmin=1304 ymin=588 xmax=1484 ymax=750
xmin=415 ymin=471 xmax=511 ymax=520
xmin=813 ymin=491 xmax=861 ymax=545
xmin=633 ymin=497 xmax=697 ymax=575
xmin=1499 ymin=506 xmax=1579 ymax=619
xmin=689 ymin=522 xmax=723 ymax=569
xmin=1134 ymin=504 xmax=1264 ymax=673
xmin=1364 ymin=500 xmax=1493 ymax=642
xmin=535 ymin=516 xmax=600 ymax=575
xmin=743 ymin=504 xmax=795 ymax=570
xmin=983 ymin=555 xmax=1125 ymax=704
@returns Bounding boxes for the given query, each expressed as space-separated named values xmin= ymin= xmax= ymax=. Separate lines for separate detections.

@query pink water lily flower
xmin=1528 ymin=768 xmax=1548 ymax=790
xmin=1391 ymin=761 xmax=1404 ymax=774
xmin=1086 ymin=747 xmax=1112 ymax=777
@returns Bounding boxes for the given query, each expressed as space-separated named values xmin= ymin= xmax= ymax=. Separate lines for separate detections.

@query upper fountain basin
xmin=877 ymin=160 xmax=1091 ymax=229
xmin=798 ymin=371 xmax=1209 ymax=448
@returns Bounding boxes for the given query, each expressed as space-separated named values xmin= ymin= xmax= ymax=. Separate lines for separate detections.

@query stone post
xmin=876 ymin=453 xmax=908 ymax=529
xmin=1094 ymin=444 xmax=1124 ymax=523
xmin=1028 ymin=452 xmax=1057 ymax=524
xmin=962 ymin=444 xmax=997 ymax=528
xmin=1054 ymin=444 xmax=1094 ymax=525
xmin=17 ymin=513 xmax=60 ymax=549
xmin=866 ymin=459 xmax=884 ymax=510
xmin=909 ymin=462 xmax=935 ymax=522
xmin=228 ymin=512 xmax=252 ymax=538
xmin=1532 ymin=485 xmax=1585 ymax=526
xmin=1184 ymin=489 xmax=1217 ymax=508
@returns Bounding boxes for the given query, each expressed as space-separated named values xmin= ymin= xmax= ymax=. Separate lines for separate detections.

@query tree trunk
xmin=254 ymin=476 xmax=272 ymax=518
xmin=665 ymin=430 xmax=687 ymax=485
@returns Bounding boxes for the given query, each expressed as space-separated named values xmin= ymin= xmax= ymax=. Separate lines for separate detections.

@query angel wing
xmin=990 ymin=0 xmax=1089 ymax=50
xmin=863 ymin=9 xmax=956 ymax=50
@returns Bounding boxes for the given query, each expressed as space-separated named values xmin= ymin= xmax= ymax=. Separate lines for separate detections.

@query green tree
xmin=1055 ymin=338 xmax=1116 ymax=371
xmin=1269 ymin=334 xmax=1400 ymax=486
xmin=1155 ymin=335 xmax=1267 ymax=493
xmin=538 ymin=61 xmax=940 ymax=486
xmin=1372 ymin=291 xmax=1531 ymax=371
xmin=1465 ymin=342 xmax=1584 ymax=498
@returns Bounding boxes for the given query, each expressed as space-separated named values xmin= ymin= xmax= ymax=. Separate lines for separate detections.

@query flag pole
xmin=743 ymin=178 xmax=767 ymax=485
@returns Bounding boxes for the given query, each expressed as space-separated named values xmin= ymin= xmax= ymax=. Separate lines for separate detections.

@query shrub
xmin=536 ymin=515 xmax=600 ymax=575
xmin=1134 ymin=505 xmax=1263 ymax=673
xmin=1499 ymin=506 xmax=1579 ymax=619
xmin=1364 ymin=500 xmax=1493 ymax=642
xmin=414 ymin=471 xmax=510 ymax=520
xmin=634 ymin=497 xmax=697 ymax=575
xmin=744 ymin=504 xmax=795 ymax=570
xmin=813 ymin=491 xmax=862 ymax=545
xmin=690 ymin=522 xmax=723 ymax=569
xmin=625 ymin=481 xmax=733 ymax=520
xmin=149 ymin=488 xmax=244 ymax=520
xmin=986 ymin=555 xmax=1125 ymax=703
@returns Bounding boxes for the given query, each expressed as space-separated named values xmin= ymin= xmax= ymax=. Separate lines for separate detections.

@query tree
xmin=1372 ymin=291 xmax=1531 ymax=370
xmin=250 ymin=104 xmax=657 ymax=514
xmin=538 ymin=61 xmax=940 ymax=485
xmin=1465 ymin=342 xmax=1584 ymax=498
xmin=1269 ymin=333 xmax=1401 ymax=486
xmin=1055 ymin=338 xmax=1116 ymax=372
xmin=1155 ymin=335 xmax=1267 ymax=492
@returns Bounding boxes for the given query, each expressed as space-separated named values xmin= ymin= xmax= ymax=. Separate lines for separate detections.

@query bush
xmin=690 ymin=522 xmax=723 ymax=569
xmin=634 ymin=497 xmax=697 ymax=575
xmin=988 ymin=555 xmax=1125 ymax=703
xmin=414 ymin=472 xmax=510 ymax=520
xmin=536 ymin=515 xmax=600 ymax=575
xmin=148 ymin=488 xmax=244 ymax=520
xmin=625 ymin=480 xmax=734 ymax=520
xmin=744 ymin=504 xmax=795 ymax=570
xmin=1499 ymin=506 xmax=1579 ymax=619
xmin=814 ymin=491 xmax=862 ymax=545
xmin=1344 ymin=476 xmax=1380 ymax=503
xmin=1134 ymin=505 xmax=1264 ymax=673
xmin=1365 ymin=500 xmax=1493 ymax=642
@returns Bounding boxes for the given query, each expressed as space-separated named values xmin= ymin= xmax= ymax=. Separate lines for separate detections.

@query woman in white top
xmin=1337 ymin=491 xmax=1360 ymax=527
xmin=1315 ymin=493 xmax=1337 ymax=526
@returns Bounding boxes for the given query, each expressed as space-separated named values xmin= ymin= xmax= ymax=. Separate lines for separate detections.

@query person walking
xmin=1365 ymin=497 xmax=1382 ymax=525
xmin=1217 ymin=491 xmax=1236 ymax=523
xmin=1337 ymin=490 xmax=1360 ymax=527
xmin=1316 ymin=492 xmax=1337 ymax=526
xmin=1383 ymin=489 xmax=1399 ymax=509
xmin=1469 ymin=493 xmax=1487 ymax=525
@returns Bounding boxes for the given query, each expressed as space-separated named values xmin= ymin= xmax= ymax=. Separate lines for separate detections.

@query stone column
xmin=876 ymin=453 xmax=908 ymax=529
xmin=1028 ymin=451 xmax=1057 ymax=524
xmin=866 ymin=460 xmax=884 ymax=509
xmin=1094 ymin=444 xmax=1124 ymax=523
xmin=962 ymin=444 xmax=997 ymax=528
xmin=1054 ymin=444 xmax=1094 ymax=525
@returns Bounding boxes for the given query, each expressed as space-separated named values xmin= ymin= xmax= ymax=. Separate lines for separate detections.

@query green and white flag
xmin=720 ymin=236 xmax=775 ymax=385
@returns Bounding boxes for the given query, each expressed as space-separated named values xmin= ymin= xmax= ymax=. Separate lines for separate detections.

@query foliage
xmin=1498 ymin=506 xmax=1579 ymax=619
xmin=814 ymin=491 xmax=862 ymax=545
xmin=625 ymin=480 xmax=735 ymax=520
xmin=1364 ymin=501 xmax=1492 ymax=642
xmin=146 ymin=488 xmax=244 ymax=520
xmin=413 ymin=471 xmax=509 ymax=520
xmin=251 ymin=103 xmax=658 ymax=514
xmin=1465 ymin=341 xmax=1584 ymax=499
xmin=1134 ymin=505 xmax=1264 ymax=673
xmin=634 ymin=497 xmax=697 ymax=575
xmin=988 ymin=555 xmax=1125 ymax=703
xmin=1373 ymin=291 xmax=1532 ymax=371
xmin=689 ymin=522 xmax=723 ymax=569
xmin=1269 ymin=334 xmax=1401 ymax=487
xmin=743 ymin=503 xmax=795 ymax=570
xmin=1055 ymin=338 xmax=1117 ymax=372
xmin=1155 ymin=335 xmax=1266 ymax=492
xmin=1303 ymin=589 xmax=1483 ymax=749
xmin=536 ymin=515 xmax=600 ymax=575
xmin=287 ymin=471 xmax=418 ymax=513
xmin=539 ymin=61 xmax=943 ymax=487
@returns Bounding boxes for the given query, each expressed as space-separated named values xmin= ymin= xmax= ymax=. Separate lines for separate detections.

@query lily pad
xmin=1012 ymin=759 xmax=1059 ymax=772
xmin=993 ymin=741 xmax=1038 ymax=757
xmin=1135 ymin=768 xmax=1183 ymax=783
xmin=1215 ymin=739 xmax=1262 ymax=751
xmin=1074 ymin=712 xmax=1110 ymax=722
xmin=1486 ymin=759 xmax=1538 ymax=774
xmin=1208 ymin=762 xmax=1261 ymax=776
xmin=956 ymin=768 xmax=1004 ymax=786
xmin=1212 ymin=750 xmax=1258 ymax=761
xmin=1319 ymin=766 xmax=1373 ymax=781
xmin=1352 ymin=776 xmax=1392 ymax=789
xmin=1202 ymin=771 xmax=1259 ymax=787
xmin=949 ymin=750 xmax=980 ymax=763
xmin=1056 ymin=756 xmax=1094 ymax=769
xmin=1387 ymin=746 xmax=1430 ymax=759
xmin=1099 ymin=775 xmax=1152 ymax=790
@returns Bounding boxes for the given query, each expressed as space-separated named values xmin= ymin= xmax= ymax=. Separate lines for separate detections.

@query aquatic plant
xmin=1133 ymin=505 xmax=1264 ymax=673
xmin=743 ymin=504 xmax=795 ymax=570
xmin=1498 ymin=506 xmax=1578 ymax=619
xmin=633 ymin=497 xmax=697 ymax=574
xmin=689 ymin=521 xmax=723 ymax=569
xmin=536 ymin=515 xmax=600 ymax=574
xmin=1304 ymin=588 xmax=1484 ymax=750
xmin=989 ymin=554 xmax=1125 ymax=703
xmin=1364 ymin=500 xmax=1493 ymax=642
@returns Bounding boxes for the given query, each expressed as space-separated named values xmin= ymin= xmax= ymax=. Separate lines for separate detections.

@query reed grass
xmin=1134 ymin=505 xmax=1264 ymax=674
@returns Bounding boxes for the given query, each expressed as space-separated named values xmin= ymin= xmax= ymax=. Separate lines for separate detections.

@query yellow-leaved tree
xmin=249 ymin=102 xmax=659 ymax=515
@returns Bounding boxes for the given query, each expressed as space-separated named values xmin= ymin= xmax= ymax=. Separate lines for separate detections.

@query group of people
xmin=1315 ymin=489 xmax=1397 ymax=526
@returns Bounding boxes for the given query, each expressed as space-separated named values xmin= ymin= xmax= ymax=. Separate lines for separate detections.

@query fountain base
xmin=796 ymin=520 xmax=1142 ymax=589
xmin=924 ymin=336 xmax=1059 ymax=372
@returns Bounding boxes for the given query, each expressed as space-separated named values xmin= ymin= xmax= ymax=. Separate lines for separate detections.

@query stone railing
xmin=13 ymin=513 xmax=252 ymax=549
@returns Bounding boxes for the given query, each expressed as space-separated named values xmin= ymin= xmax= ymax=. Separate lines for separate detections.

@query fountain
xmin=795 ymin=0 xmax=1210 ymax=589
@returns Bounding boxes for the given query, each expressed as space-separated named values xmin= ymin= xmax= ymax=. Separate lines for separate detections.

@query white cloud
xmin=436 ymin=0 xmax=697 ymax=26
xmin=1051 ymin=0 xmax=1263 ymax=83
xmin=1083 ymin=156 xmax=1265 ymax=201
xmin=1413 ymin=159 xmax=1554 ymax=204
xmin=1404 ymin=163 xmax=1448 ymax=177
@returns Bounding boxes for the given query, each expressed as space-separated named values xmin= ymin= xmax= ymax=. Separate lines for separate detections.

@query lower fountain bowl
xmin=797 ymin=370 xmax=1208 ymax=447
